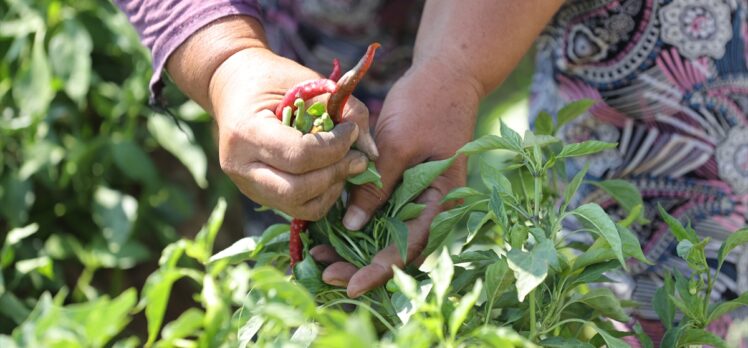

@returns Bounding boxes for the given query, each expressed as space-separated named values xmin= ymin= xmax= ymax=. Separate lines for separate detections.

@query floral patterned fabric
xmin=530 ymin=0 xmax=748 ymax=344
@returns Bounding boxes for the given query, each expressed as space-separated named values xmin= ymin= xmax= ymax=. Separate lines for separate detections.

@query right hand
xmin=208 ymin=47 xmax=377 ymax=220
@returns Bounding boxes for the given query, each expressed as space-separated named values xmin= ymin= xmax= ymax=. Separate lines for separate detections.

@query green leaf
xmin=457 ymin=135 xmax=517 ymax=155
xmin=0 ymin=172 xmax=33 ymax=228
xmin=572 ymin=260 xmax=618 ymax=285
xmin=590 ymin=179 xmax=644 ymax=219
xmin=678 ymin=328 xmax=728 ymax=348
xmin=13 ymin=30 xmax=53 ymax=118
xmin=540 ymin=337 xmax=594 ymax=348
xmin=385 ymin=217 xmax=409 ymax=264
xmin=676 ymin=238 xmax=708 ymax=272
xmin=653 ymin=273 xmax=675 ymax=329
xmin=484 ymin=258 xmax=513 ymax=314
xmin=193 ymin=197 xmax=227 ymax=261
xmin=391 ymin=157 xmax=455 ymax=212
xmin=111 ymin=139 xmax=157 ymax=187
xmin=632 ymin=322 xmax=654 ymax=348
xmin=0 ymin=292 xmax=30 ymax=324
xmin=617 ymin=225 xmax=652 ymax=265
xmin=392 ymin=267 xmax=418 ymax=300
xmin=441 ymin=187 xmax=485 ymax=203
xmin=500 ymin=121 xmax=524 ymax=152
xmin=480 ymin=160 xmax=514 ymax=196
xmin=1 ymin=223 xmax=39 ymax=268
xmin=657 ymin=204 xmax=698 ymax=243
xmin=470 ymin=326 xmax=534 ymax=347
xmin=347 ymin=162 xmax=383 ymax=188
xmin=575 ymin=288 xmax=630 ymax=322
xmin=489 ymin=186 xmax=508 ymax=229
xmin=466 ymin=211 xmax=489 ymax=243
xmin=557 ymin=141 xmax=617 ymax=158
xmin=672 ymin=271 xmax=703 ymax=321
xmin=562 ymin=162 xmax=589 ymax=213
xmin=148 ymin=114 xmax=208 ymax=188
xmin=429 ymin=248 xmax=454 ymax=306
xmin=292 ymin=256 xmax=326 ymax=295
xmin=449 ymin=279 xmax=482 ymax=338
xmin=424 ymin=200 xmax=487 ymax=255
xmin=523 ymin=131 xmax=560 ymax=148
xmin=507 ymin=239 xmax=556 ymax=301
xmin=143 ymin=269 xmax=188 ymax=346
xmin=707 ymin=292 xmax=748 ymax=324
xmin=535 ymin=111 xmax=554 ymax=135
xmin=660 ymin=324 xmax=687 ymax=348
xmin=718 ymin=228 xmax=748 ymax=271
xmin=556 ymin=99 xmax=596 ymax=130
xmin=589 ymin=322 xmax=629 ymax=348
xmin=92 ymin=186 xmax=138 ymax=253
xmin=48 ymin=20 xmax=92 ymax=103
xmin=396 ymin=203 xmax=426 ymax=221
xmin=161 ymin=308 xmax=204 ymax=341
xmin=571 ymin=203 xmax=625 ymax=268
xmin=572 ymin=238 xmax=617 ymax=271
xmin=206 ymin=224 xmax=288 ymax=265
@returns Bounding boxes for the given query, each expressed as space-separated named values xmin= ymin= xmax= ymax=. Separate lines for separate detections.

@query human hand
xmin=310 ymin=61 xmax=482 ymax=297
xmin=209 ymin=48 xmax=378 ymax=220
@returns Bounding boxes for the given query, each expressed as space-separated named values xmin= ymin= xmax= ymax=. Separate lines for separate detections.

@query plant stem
xmin=534 ymin=175 xmax=542 ymax=219
xmin=529 ymin=289 xmax=537 ymax=341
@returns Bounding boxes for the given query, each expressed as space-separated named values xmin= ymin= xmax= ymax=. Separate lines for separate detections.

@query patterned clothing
xmin=530 ymin=0 xmax=748 ymax=344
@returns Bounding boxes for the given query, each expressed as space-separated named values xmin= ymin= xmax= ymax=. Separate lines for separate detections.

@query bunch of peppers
xmin=273 ymin=43 xmax=381 ymax=267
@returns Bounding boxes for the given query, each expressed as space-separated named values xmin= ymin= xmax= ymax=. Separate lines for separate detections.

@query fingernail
xmin=326 ymin=278 xmax=348 ymax=287
xmin=343 ymin=205 xmax=369 ymax=231
xmin=349 ymin=156 xmax=368 ymax=174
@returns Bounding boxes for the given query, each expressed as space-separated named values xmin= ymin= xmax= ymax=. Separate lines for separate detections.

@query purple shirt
xmin=113 ymin=0 xmax=261 ymax=103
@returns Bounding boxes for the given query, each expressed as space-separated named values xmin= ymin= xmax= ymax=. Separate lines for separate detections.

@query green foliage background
xmin=0 ymin=0 xmax=534 ymax=340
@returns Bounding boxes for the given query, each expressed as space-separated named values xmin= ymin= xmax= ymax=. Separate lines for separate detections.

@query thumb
xmin=340 ymin=98 xmax=379 ymax=160
xmin=342 ymin=144 xmax=411 ymax=231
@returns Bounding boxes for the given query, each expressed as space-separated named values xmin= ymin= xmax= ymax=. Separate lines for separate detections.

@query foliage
xmin=652 ymin=207 xmax=748 ymax=348
xmin=0 ymin=0 xmax=231 ymax=335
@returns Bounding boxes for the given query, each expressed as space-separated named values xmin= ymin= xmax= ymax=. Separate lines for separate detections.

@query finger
xmin=249 ymin=110 xmax=360 ymax=174
xmin=347 ymin=188 xmax=443 ymax=298
xmin=322 ymin=261 xmax=358 ymax=288
xmin=244 ymin=152 xmax=367 ymax=215
xmin=309 ymin=245 xmax=344 ymax=265
xmin=340 ymin=98 xmax=378 ymax=160
xmin=342 ymin=140 xmax=415 ymax=231
xmin=296 ymin=181 xmax=345 ymax=221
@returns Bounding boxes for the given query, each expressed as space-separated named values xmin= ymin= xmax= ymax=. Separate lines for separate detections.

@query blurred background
xmin=0 ymin=0 xmax=531 ymax=337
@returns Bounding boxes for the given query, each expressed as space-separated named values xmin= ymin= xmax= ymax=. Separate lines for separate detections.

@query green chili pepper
xmin=282 ymin=106 xmax=293 ymax=126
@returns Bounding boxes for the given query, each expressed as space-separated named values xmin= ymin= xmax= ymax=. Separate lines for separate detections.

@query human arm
xmin=318 ymin=0 xmax=564 ymax=297
xmin=115 ymin=0 xmax=377 ymax=220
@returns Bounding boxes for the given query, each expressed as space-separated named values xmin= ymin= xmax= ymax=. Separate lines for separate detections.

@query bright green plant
xmin=653 ymin=207 xmax=748 ymax=348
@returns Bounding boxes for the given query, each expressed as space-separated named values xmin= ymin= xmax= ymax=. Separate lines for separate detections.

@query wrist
xmin=166 ymin=15 xmax=269 ymax=114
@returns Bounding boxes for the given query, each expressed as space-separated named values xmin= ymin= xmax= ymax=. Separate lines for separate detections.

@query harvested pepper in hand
xmin=274 ymin=43 xmax=380 ymax=268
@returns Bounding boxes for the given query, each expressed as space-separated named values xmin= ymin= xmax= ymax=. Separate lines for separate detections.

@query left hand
xmin=310 ymin=61 xmax=482 ymax=298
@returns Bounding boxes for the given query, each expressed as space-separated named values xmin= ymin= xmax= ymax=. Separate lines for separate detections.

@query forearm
xmin=166 ymin=16 xmax=268 ymax=114
xmin=412 ymin=0 xmax=563 ymax=99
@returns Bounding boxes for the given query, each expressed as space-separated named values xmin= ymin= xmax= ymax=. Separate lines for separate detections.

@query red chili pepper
xmin=327 ymin=43 xmax=380 ymax=123
xmin=273 ymin=43 xmax=379 ymax=269
xmin=289 ymin=218 xmax=308 ymax=268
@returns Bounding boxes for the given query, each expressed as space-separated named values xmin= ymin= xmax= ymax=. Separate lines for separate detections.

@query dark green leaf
xmin=540 ymin=337 xmax=595 ymax=348
xmin=13 ymin=31 xmax=53 ymax=117
xmin=449 ymin=279 xmax=482 ymax=338
xmin=589 ymin=322 xmax=629 ymax=348
xmin=633 ymin=322 xmax=654 ymax=348
xmin=657 ymin=204 xmax=698 ymax=243
xmin=111 ymin=140 xmax=157 ymax=187
xmin=678 ymin=328 xmax=728 ymax=348
xmin=590 ymin=179 xmax=644 ymax=219
xmin=557 ymin=141 xmax=617 ymax=158
xmin=557 ymin=99 xmax=596 ymax=130
xmin=499 ymin=121 xmax=523 ymax=152
xmin=49 ymin=20 xmax=92 ymax=103
xmin=535 ymin=111 xmax=554 ymax=135
xmin=653 ymin=273 xmax=676 ymax=329
xmin=576 ymin=288 xmax=630 ymax=322
xmin=347 ymin=162 xmax=382 ymax=188
xmin=718 ymin=228 xmax=748 ymax=271
xmin=707 ymin=292 xmax=748 ymax=324
xmin=466 ymin=211 xmax=488 ymax=243
xmin=571 ymin=203 xmax=625 ymax=267
xmin=562 ymin=162 xmax=589 ymax=213
xmin=293 ymin=256 xmax=326 ymax=295
xmin=457 ymin=135 xmax=517 ymax=155
xmin=424 ymin=200 xmax=487 ymax=256
xmin=385 ymin=217 xmax=409 ymax=264
xmin=572 ymin=260 xmax=619 ymax=285
xmin=391 ymin=157 xmax=456 ymax=212
xmin=484 ymin=258 xmax=513 ymax=313
xmin=396 ymin=203 xmax=426 ymax=221
xmin=489 ymin=186 xmax=508 ymax=229
xmin=617 ymin=225 xmax=652 ymax=265
xmin=148 ymin=114 xmax=208 ymax=188
xmin=92 ymin=186 xmax=138 ymax=253
xmin=441 ymin=187 xmax=485 ymax=203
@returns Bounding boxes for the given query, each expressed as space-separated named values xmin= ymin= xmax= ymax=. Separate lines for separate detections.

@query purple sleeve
xmin=114 ymin=0 xmax=262 ymax=106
